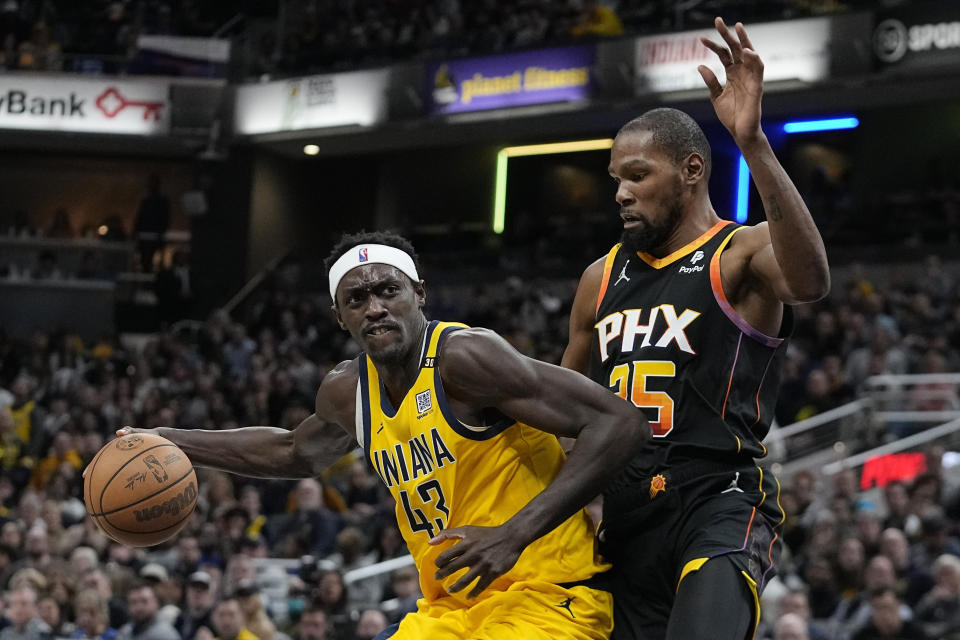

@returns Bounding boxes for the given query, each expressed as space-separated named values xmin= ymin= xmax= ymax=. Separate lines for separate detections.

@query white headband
xmin=328 ymin=244 xmax=420 ymax=301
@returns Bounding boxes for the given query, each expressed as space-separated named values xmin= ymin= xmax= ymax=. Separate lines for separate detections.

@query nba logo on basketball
xmin=359 ymin=248 xmax=369 ymax=262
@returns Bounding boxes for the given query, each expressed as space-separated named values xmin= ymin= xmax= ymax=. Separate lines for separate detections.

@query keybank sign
xmin=0 ymin=76 xmax=170 ymax=134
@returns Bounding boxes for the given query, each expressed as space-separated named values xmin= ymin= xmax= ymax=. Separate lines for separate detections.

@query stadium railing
xmin=768 ymin=373 xmax=960 ymax=481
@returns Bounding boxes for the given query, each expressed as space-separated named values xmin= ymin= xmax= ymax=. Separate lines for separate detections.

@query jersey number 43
xmin=399 ymin=478 xmax=449 ymax=537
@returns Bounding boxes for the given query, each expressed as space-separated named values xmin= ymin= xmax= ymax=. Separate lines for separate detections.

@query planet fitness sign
xmin=426 ymin=46 xmax=594 ymax=115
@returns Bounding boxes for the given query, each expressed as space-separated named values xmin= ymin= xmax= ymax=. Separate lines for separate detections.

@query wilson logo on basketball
xmin=134 ymin=483 xmax=197 ymax=522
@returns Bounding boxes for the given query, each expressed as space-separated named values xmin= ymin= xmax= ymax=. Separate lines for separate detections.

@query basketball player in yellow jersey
xmin=117 ymin=231 xmax=651 ymax=640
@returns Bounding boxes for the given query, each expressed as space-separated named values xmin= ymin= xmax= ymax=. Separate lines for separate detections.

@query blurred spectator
xmin=30 ymin=431 xmax=82 ymax=491
xmin=233 ymin=583 xmax=274 ymax=640
xmin=222 ymin=327 xmax=256 ymax=380
xmin=156 ymin=252 xmax=192 ymax=324
xmin=884 ymin=482 xmax=914 ymax=533
xmin=9 ymin=376 xmax=45 ymax=459
xmin=138 ymin=565 xmax=179 ymax=627
xmin=293 ymin=606 xmax=327 ymax=640
xmin=914 ymin=554 xmax=960 ymax=639
xmin=209 ymin=600 xmax=253 ymax=640
xmin=327 ymin=528 xmax=377 ymax=607
xmin=264 ymin=479 xmax=340 ymax=558
xmin=115 ymin=584 xmax=178 ymax=640
xmin=802 ymin=554 xmax=840 ymax=619
xmin=72 ymin=589 xmax=117 ymax=640
xmin=174 ymin=572 xmax=213 ymax=640
xmin=0 ymin=587 xmax=50 ymax=640
xmin=845 ymin=326 xmax=907 ymax=389
xmin=856 ymin=509 xmax=884 ymax=558
xmin=837 ymin=537 xmax=867 ymax=599
xmin=16 ymin=22 xmax=60 ymax=71
xmin=879 ymin=528 xmax=934 ymax=607
xmin=37 ymin=595 xmax=70 ymax=637
xmin=912 ymin=508 xmax=960 ymax=571
xmin=310 ymin=571 xmax=349 ymax=638
xmin=852 ymin=588 xmax=928 ymax=640
xmin=134 ymin=176 xmax=170 ymax=274
xmin=380 ymin=567 xmax=419 ymax=625
xmin=351 ymin=609 xmax=387 ymax=640
xmin=773 ymin=612 xmax=809 ymax=640
xmin=0 ymin=409 xmax=30 ymax=491
xmin=570 ymin=0 xmax=623 ymax=37
xmin=793 ymin=369 xmax=838 ymax=422
xmin=78 ymin=570 xmax=126 ymax=631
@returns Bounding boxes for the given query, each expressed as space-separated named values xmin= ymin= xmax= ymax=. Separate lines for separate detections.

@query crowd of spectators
xmin=0 ymin=248 xmax=959 ymax=640
xmin=0 ymin=0 xmax=889 ymax=76
xmin=0 ymin=0 xmax=233 ymax=73
xmin=780 ymin=256 xmax=960 ymax=429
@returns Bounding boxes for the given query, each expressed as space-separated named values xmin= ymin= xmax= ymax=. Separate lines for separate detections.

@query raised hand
xmin=698 ymin=17 xmax=765 ymax=147
xmin=430 ymin=524 xmax=526 ymax=599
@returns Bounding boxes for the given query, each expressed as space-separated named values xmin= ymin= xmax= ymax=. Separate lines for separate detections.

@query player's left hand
xmin=430 ymin=524 xmax=526 ymax=599
xmin=698 ymin=17 xmax=765 ymax=147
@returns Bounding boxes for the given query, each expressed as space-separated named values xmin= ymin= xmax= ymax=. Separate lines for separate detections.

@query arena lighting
xmin=493 ymin=138 xmax=614 ymax=234
xmin=303 ymin=144 xmax=320 ymax=156
xmin=735 ymin=156 xmax=750 ymax=224
xmin=735 ymin=115 xmax=859 ymax=223
xmin=783 ymin=116 xmax=860 ymax=134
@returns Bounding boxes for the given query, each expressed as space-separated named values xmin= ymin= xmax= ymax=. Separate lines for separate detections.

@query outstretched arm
xmin=115 ymin=361 xmax=358 ymax=479
xmin=432 ymin=328 xmax=650 ymax=597
xmin=561 ymin=257 xmax=605 ymax=375
xmin=699 ymin=17 xmax=829 ymax=303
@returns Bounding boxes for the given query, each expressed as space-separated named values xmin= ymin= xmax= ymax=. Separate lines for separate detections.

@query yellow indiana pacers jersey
xmin=357 ymin=320 xmax=608 ymax=606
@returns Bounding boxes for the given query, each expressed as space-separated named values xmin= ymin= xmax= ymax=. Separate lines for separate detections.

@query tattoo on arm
xmin=767 ymin=195 xmax=783 ymax=221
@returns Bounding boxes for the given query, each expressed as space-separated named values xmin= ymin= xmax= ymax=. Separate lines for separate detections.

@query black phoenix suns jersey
xmin=591 ymin=220 xmax=792 ymax=472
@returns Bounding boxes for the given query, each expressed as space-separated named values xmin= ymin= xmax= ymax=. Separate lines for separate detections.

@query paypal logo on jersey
xmin=678 ymin=251 xmax=705 ymax=274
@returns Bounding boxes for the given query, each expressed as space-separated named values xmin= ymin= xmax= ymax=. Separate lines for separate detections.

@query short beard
xmin=368 ymin=341 xmax=409 ymax=367
xmin=619 ymin=199 xmax=684 ymax=254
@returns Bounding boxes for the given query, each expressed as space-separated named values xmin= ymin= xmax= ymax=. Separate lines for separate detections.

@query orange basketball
xmin=84 ymin=433 xmax=198 ymax=547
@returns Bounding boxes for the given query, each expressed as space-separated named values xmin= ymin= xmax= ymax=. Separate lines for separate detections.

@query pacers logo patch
xmin=415 ymin=390 xmax=432 ymax=414
xmin=649 ymin=474 xmax=666 ymax=499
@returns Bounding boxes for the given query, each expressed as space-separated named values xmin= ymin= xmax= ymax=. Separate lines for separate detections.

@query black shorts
xmin=597 ymin=462 xmax=783 ymax=640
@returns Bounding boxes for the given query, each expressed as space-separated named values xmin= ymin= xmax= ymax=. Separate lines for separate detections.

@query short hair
xmin=74 ymin=589 xmax=109 ymax=621
xmin=214 ymin=597 xmax=241 ymax=613
xmin=617 ymin=108 xmax=712 ymax=178
xmin=302 ymin=603 xmax=327 ymax=618
xmin=127 ymin=580 xmax=156 ymax=596
xmin=933 ymin=554 xmax=960 ymax=575
xmin=323 ymin=231 xmax=421 ymax=279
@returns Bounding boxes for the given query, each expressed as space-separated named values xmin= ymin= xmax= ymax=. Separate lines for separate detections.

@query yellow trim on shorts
xmin=676 ymin=559 xmax=762 ymax=638
xmin=741 ymin=570 xmax=761 ymax=639
xmin=757 ymin=466 xmax=766 ymax=506
xmin=677 ymin=557 xmax=709 ymax=591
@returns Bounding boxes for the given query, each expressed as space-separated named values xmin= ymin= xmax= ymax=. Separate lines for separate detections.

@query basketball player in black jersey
xmin=563 ymin=18 xmax=830 ymax=640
